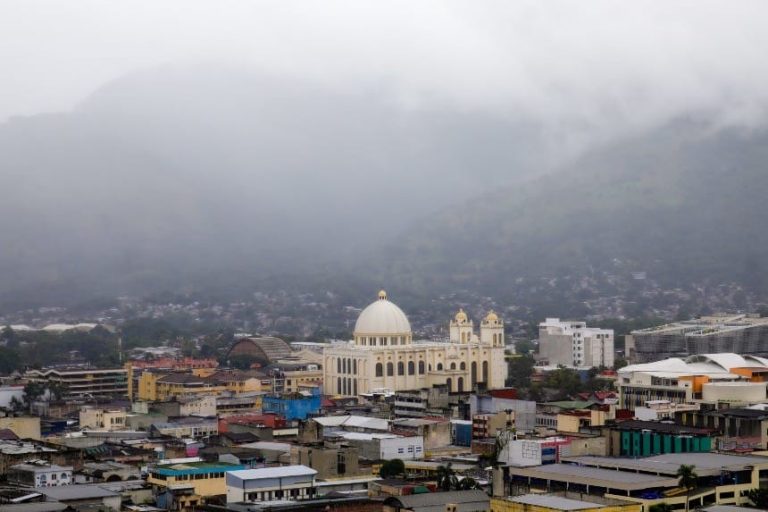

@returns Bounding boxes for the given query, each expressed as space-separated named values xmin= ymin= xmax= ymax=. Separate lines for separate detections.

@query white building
xmin=538 ymin=318 xmax=614 ymax=368
xmin=331 ymin=431 xmax=425 ymax=460
xmin=323 ymin=291 xmax=507 ymax=396
xmin=8 ymin=462 xmax=73 ymax=487
xmin=226 ymin=465 xmax=317 ymax=503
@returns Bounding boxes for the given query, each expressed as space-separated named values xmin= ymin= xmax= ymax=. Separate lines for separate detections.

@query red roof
xmin=489 ymin=388 xmax=518 ymax=399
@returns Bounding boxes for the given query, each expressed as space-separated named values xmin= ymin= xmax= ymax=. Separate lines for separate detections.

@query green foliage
xmin=543 ymin=368 xmax=583 ymax=400
xmin=0 ymin=347 xmax=22 ymax=374
xmin=514 ymin=340 xmax=536 ymax=355
xmin=676 ymin=464 xmax=698 ymax=512
xmin=649 ymin=504 xmax=673 ymax=512
xmin=379 ymin=459 xmax=405 ymax=478
xmin=744 ymin=488 xmax=768 ymax=508
xmin=506 ymin=355 xmax=535 ymax=389
xmin=436 ymin=463 xmax=456 ymax=492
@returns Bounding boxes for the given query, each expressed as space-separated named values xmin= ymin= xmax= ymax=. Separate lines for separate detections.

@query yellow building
xmin=137 ymin=370 xmax=260 ymax=402
xmin=491 ymin=495 xmax=640 ymax=512
xmin=147 ymin=461 xmax=246 ymax=511
xmin=0 ymin=417 xmax=41 ymax=440
xmin=324 ymin=291 xmax=507 ymax=396
xmin=79 ymin=406 xmax=127 ymax=430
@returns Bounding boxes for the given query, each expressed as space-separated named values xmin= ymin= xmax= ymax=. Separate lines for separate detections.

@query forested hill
xmin=368 ymin=120 xmax=768 ymax=314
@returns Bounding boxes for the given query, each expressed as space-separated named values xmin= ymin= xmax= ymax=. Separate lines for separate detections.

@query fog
xmin=2 ymin=2 xmax=768 ymax=304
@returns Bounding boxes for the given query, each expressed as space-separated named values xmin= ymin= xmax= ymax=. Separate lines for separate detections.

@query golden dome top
xmin=455 ymin=308 xmax=468 ymax=323
xmin=378 ymin=290 xmax=388 ymax=300
xmin=485 ymin=310 xmax=499 ymax=322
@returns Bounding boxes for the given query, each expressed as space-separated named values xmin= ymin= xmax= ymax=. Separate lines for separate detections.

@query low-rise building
xmin=676 ymin=406 xmax=768 ymax=451
xmin=291 ymin=442 xmax=362 ymax=479
xmin=383 ymin=490 xmax=490 ymax=512
xmin=262 ymin=387 xmax=321 ymax=421
xmin=79 ymin=406 xmax=127 ymax=431
xmin=24 ymin=366 xmax=128 ymax=398
xmin=330 ymin=431 xmax=424 ymax=461
xmin=390 ymin=418 xmax=451 ymax=451
xmin=393 ymin=386 xmax=450 ymax=418
xmin=151 ymin=418 xmax=218 ymax=439
xmin=491 ymin=494 xmax=640 ymax=512
xmin=225 ymin=465 xmax=317 ymax=503
xmin=8 ymin=462 xmax=73 ymax=487
xmin=607 ymin=420 xmax=714 ymax=456
xmin=0 ymin=417 xmax=42 ymax=440
xmin=148 ymin=460 xmax=246 ymax=511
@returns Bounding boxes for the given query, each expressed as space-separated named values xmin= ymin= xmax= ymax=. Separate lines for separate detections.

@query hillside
xmin=372 ymin=121 xmax=768 ymax=317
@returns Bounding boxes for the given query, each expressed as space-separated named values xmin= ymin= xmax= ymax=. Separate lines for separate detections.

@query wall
xmin=0 ymin=417 xmax=42 ymax=440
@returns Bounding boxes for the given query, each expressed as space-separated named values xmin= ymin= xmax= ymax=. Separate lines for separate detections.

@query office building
xmin=538 ymin=318 xmax=614 ymax=368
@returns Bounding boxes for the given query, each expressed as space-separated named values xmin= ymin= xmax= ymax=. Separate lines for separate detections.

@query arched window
xmin=446 ymin=378 xmax=452 ymax=391
xmin=337 ymin=377 xmax=342 ymax=394
xmin=460 ymin=362 xmax=466 ymax=370
xmin=450 ymin=362 xmax=456 ymax=370
xmin=471 ymin=361 xmax=478 ymax=386
xmin=458 ymin=377 xmax=464 ymax=392
xmin=398 ymin=362 xmax=405 ymax=375
xmin=483 ymin=361 xmax=489 ymax=382
xmin=408 ymin=361 xmax=415 ymax=375
xmin=418 ymin=361 xmax=425 ymax=374
xmin=353 ymin=379 xmax=357 ymax=395
xmin=376 ymin=363 xmax=384 ymax=377
xmin=428 ymin=364 xmax=432 ymax=372
xmin=437 ymin=363 xmax=443 ymax=371
xmin=337 ymin=358 xmax=341 ymax=373
xmin=353 ymin=359 xmax=357 ymax=374
xmin=387 ymin=362 xmax=394 ymax=376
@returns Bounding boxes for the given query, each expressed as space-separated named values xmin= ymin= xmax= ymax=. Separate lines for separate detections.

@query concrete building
xmin=330 ymin=431 xmax=424 ymax=461
xmin=491 ymin=494 xmax=640 ymax=512
xmin=23 ymin=366 xmax=128 ymax=398
xmin=390 ymin=418 xmax=451 ymax=451
xmin=626 ymin=314 xmax=768 ymax=363
xmin=323 ymin=291 xmax=507 ymax=396
xmin=383 ymin=490 xmax=490 ymax=512
xmin=151 ymin=418 xmax=218 ymax=439
xmin=8 ymin=462 xmax=73 ymax=487
xmin=137 ymin=369 xmax=261 ymax=402
xmin=392 ymin=386 xmax=450 ymax=418
xmin=150 ymin=395 xmax=218 ymax=418
xmin=290 ymin=442 xmax=361 ymax=479
xmin=262 ymin=387 xmax=321 ymax=421
xmin=470 ymin=392 xmax=536 ymax=433
xmin=225 ymin=465 xmax=317 ymax=503
xmin=538 ymin=319 xmax=614 ymax=368
xmin=148 ymin=460 xmax=246 ymax=510
xmin=607 ymin=420 xmax=714 ymax=456
xmin=79 ymin=406 xmax=127 ymax=431
xmin=617 ymin=353 xmax=768 ymax=410
xmin=500 ymin=453 xmax=768 ymax=509
xmin=676 ymin=407 xmax=768 ymax=451
xmin=0 ymin=417 xmax=42 ymax=440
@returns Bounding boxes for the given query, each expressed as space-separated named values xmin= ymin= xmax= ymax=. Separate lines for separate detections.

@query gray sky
xmin=2 ymin=0 xmax=768 ymax=136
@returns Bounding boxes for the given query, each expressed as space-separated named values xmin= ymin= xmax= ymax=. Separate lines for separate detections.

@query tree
xmin=22 ymin=381 xmax=47 ymax=410
xmin=676 ymin=464 xmax=698 ymax=512
xmin=506 ymin=355 xmax=535 ymax=389
xmin=379 ymin=458 xmax=405 ymax=478
xmin=436 ymin=463 xmax=457 ymax=491
xmin=456 ymin=476 xmax=481 ymax=490
xmin=744 ymin=488 xmax=768 ymax=509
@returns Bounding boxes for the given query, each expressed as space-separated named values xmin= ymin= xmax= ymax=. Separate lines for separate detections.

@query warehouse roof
xmin=507 ymin=463 xmax=679 ymax=491
xmin=562 ymin=453 xmax=768 ymax=477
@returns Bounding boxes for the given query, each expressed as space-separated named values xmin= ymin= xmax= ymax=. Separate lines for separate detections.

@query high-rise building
xmin=538 ymin=318 xmax=614 ymax=368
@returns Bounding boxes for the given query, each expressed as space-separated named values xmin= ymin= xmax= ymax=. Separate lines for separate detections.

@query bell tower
xmin=480 ymin=311 xmax=505 ymax=347
xmin=449 ymin=309 xmax=474 ymax=343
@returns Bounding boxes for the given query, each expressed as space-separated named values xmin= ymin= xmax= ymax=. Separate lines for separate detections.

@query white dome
xmin=354 ymin=291 xmax=412 ymax=335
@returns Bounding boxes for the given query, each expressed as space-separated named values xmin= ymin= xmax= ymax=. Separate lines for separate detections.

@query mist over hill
xmin=0 ymin=66 xmax=564 ymax=307
xmin=3 ymin=65 xmax=768 ymax=316
xmin=368 ymin=120 xmax=768 ymax=317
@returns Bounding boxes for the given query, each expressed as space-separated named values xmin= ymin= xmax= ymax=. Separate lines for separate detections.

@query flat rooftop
xmin=507 ymin=464 xmax=679 ymax=491
xmin=507 ymin=494 xmax=624 ymax=511
xmin=562 ymin=453 xmax=768 ymax=477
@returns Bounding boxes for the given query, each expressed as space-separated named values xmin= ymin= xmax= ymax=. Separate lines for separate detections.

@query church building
xmin=323 ymin=291 xmax=507 ymax=396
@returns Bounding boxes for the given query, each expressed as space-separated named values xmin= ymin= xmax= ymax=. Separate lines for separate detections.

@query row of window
xmin=337 ymin=358 xmax=358 ymax=374
xmin=358 ymin=336 xmax=408 ymax=346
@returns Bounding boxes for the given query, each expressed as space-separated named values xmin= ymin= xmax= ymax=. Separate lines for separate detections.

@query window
xmin=353 ymin=359 xmax=357 ymax=373
xmin=450 ymin=362 xmax=456 ymax=370
xmin=337 ymin=358 xmax=341 ymax=373
xmin=387 ymin=362 xmax=394 ymax=376
xmin=376 ymin=363 xmax=384 ymax=377
xmin=437 ymin=363 xmax=443 ymax=371
xmin=408 ymin=361 xmax=415 ymax=375
xmin=418 ymin=361 xmax=425 ymax=374
xmin=460 ymin=362 xmax=466 ymax=370
xmin=398 ymin=448 xmax=404 ymax=453
xmin=398 ymin=362 xmax=405 ymax=375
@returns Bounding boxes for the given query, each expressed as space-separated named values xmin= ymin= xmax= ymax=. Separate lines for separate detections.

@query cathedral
xmin=323 ymin=291 xmax=507 ymax=396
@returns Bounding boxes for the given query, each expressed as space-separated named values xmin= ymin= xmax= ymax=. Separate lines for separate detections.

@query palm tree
xmin=676 ymin=464 xmax=698 ymax=512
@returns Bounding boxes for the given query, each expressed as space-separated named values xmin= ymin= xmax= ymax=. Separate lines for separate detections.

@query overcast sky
xmin=2 ymin=1 xmax=768 ymax=133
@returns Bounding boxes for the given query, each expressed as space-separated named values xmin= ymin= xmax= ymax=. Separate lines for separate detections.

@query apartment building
xmin=538 ymin=318 xmax=614 ymax=368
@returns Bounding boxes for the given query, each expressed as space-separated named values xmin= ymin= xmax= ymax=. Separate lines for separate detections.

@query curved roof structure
xmin=353 ymin=290 xmax=411 ymax=336
xmin=619 ymin=352 xmax=768 ymax=377
xmin=227 ymin=336 xmax=293 ymax=363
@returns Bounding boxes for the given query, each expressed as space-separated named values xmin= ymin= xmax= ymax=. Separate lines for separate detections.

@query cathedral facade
xmin=323 ymin=291 xmax=507 ymax=396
